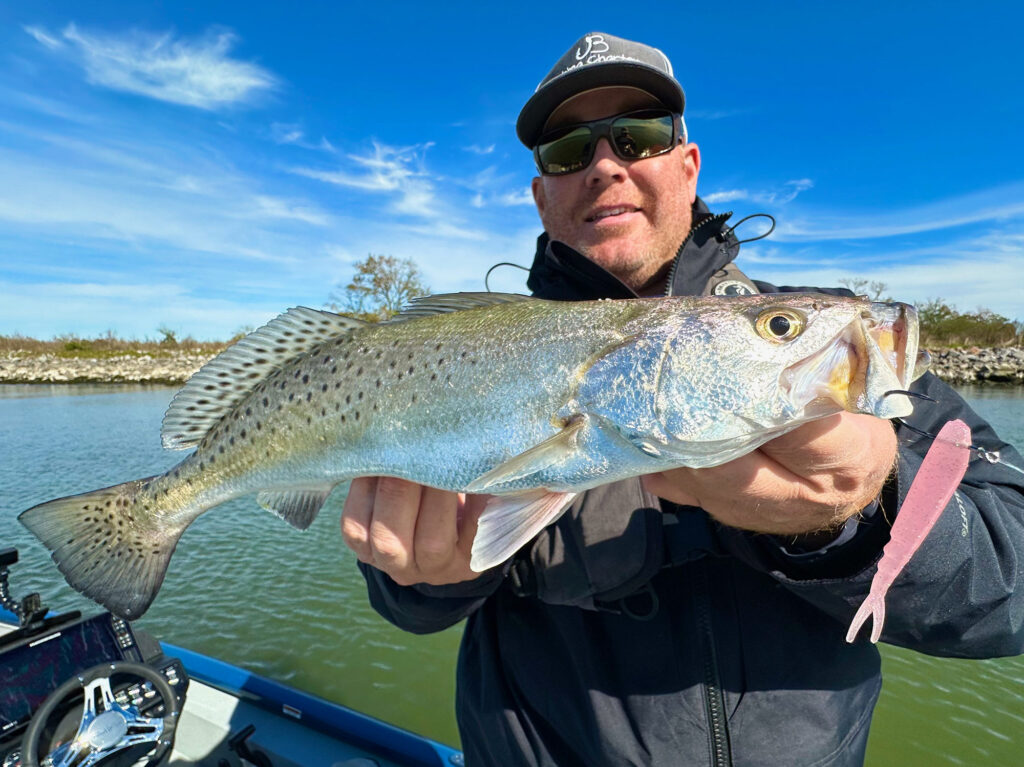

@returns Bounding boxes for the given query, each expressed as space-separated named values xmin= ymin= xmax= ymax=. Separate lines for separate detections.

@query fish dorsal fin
xmin=161 ymin=307 xmax=366 ymax=450
xmin=257 ymin=485 xmax=335 ymax=530
xmin=385 ymin=292 xmax=534 ymax=323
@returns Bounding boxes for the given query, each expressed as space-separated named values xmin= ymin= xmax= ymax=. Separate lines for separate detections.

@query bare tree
xmin=838 ymin=277 xmax=891 ymax=302
xmin=327 ymin=254 xmax=430 ymax=322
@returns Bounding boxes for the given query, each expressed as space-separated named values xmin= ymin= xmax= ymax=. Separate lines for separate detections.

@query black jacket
xmin=358 ymin=200 xmax=1024 ymax=766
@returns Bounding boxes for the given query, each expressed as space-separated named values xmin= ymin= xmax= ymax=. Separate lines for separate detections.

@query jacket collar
xmin=525 ymin=197 xmax=739 ymax=300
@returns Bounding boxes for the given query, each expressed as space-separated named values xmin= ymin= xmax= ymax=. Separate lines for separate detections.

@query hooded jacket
xmin=358 ymin=199 xmax=1024 ymax=767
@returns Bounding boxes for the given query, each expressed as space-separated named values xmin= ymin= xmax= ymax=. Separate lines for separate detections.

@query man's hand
xmin=341 ymin=476 xmax=489 ymax=586
xmin=642 ymin=413 xmax=898 ymax=537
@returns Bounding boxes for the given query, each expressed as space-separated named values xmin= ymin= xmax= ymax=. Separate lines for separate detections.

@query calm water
xmin=1 ymin=383 xmax=1022 ymax=763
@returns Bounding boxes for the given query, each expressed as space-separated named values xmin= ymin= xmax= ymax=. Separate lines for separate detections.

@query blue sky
xmin=1 ymin=1 xmax=1022 ymax=340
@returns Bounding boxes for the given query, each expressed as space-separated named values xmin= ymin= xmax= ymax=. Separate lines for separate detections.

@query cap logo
xmin=575 ymin=34 xmax=610 ymax=60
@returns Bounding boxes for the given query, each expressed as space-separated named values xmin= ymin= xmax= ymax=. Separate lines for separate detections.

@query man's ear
xmin=682 ymin=142 xmax=701 ymax=203
xmin=531 ymin=176 xmax=545 ymax=216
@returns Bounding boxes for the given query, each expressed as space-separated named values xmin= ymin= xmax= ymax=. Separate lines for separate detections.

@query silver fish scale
xmin=169 ymin=299 xmax=649 ymax=504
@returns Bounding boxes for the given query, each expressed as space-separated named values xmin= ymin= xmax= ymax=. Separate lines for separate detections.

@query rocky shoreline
xmin=1 ymin=347 xmax=1023 ymax=386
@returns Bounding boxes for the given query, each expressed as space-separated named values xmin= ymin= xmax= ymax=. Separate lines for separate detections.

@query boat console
xmin=0 ymin=547 xmax=189 ymax=767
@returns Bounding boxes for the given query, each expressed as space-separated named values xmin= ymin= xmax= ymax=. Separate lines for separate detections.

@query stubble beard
xmin=578 ymin=244 xmax=675 ymax=296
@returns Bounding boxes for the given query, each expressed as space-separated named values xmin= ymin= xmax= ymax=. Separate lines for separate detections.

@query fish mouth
xmin=781 ymin=302 xmax=927 ymax=420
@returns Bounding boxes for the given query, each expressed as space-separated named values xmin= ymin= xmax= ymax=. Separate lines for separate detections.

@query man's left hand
xmin=642 ymin=412 xmax=898 ymax=537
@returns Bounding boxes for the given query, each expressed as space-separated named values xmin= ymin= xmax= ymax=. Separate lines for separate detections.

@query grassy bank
xmin=0 ymin=333 xmax=229 ymax=359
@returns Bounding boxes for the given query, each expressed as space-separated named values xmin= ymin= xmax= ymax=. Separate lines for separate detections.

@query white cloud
xmin=292 ymin=141 xmax=442 ymax=218
xmin=703 ymin=179 xmax=813 ymax=206
xmin=270 ymin=122 xmax=337 ymax=153
xmin=464 ymin=144 xmax=495 ymax=155
xmin=704 ymin=189 xmax=749 ymax=204
xmin=22 ymin=25 xmax=63 ymax=50
xmin=738 ymin=228 xmax=1024 ymax=321
xmin=252 ymin=196 xmax=331 ymax=226
xmin=498 ymin=188 xmax=535 ymax=207
xmin=27 ymin=23 xmax=277 ymax=110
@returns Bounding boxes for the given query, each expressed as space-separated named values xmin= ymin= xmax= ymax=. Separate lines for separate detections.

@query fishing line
xmin=882 ymin=390 xmax=1024 ymax=476
xmin=485 ymin=262 xmax=530 ymax=292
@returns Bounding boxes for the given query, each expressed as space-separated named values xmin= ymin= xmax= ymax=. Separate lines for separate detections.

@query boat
xmin=0 ymin=546 xmax=464 ymax=767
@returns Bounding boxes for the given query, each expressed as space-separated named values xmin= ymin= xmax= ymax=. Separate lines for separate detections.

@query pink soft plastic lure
xmin=846 ymin=419 xmax=972 ymax=644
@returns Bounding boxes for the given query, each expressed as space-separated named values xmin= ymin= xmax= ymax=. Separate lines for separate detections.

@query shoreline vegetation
xmin=1 ymin=339 xmax=1023 ymax=387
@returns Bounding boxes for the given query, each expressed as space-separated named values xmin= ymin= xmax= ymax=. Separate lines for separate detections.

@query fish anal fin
xmin=464 ymin=417 xmax=586 ymax=493
xmin=470 ymin=490 xmax=578 ymax=572
xmin=257 ymin=486 xmax=334 ymax=530
xmin=161 ymin=308 xmax=366 ymax=450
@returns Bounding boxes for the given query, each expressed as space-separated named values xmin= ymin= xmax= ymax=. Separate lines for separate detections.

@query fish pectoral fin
xmin=257 ymin=485 xmax=335 ymax=530
xmin=464 ymin=416 xmax=586 ymax=493
xmin=470 ymin=490 xmax=578 ymax=572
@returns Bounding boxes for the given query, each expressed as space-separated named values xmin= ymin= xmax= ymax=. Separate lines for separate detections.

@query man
xmin=342 ymin=33 xmax=1024 ymax=766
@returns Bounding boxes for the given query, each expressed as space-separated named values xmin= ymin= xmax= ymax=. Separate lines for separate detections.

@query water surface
xmin=1 ymin=383 xmax=1022 ymax=761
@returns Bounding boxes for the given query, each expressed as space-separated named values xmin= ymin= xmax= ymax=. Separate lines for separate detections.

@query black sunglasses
xmin=533 ymin=109 xmax=682 ymax=176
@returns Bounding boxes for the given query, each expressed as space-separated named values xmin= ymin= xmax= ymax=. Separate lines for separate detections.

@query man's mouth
xmin=585 ymin=205 xmax=640 ymax=223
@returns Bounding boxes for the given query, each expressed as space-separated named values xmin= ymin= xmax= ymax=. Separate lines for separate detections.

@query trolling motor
xmin=0 ymin=547 xmax=80 ymax=650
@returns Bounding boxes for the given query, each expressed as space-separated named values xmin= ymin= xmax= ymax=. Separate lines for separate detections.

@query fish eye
xmin=755 ymin=308 xmax=805 ymax=342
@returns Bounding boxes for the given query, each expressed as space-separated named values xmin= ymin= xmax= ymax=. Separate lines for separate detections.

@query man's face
xmin=531 ymin=87 xmax=701 ymax=295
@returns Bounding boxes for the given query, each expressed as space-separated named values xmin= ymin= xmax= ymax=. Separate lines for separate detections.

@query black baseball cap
xmin=516 ymin=32 xmax=686 ymax=148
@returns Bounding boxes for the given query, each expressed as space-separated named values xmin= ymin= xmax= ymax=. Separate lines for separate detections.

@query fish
xmin=19 ymin=292 xmax=924 ymax=619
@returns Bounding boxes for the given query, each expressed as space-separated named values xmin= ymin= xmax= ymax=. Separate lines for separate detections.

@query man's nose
xmin=584 ymin=137 xmax=628 ymax=185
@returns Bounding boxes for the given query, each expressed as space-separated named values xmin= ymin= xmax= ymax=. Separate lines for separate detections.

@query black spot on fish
xmin=240 ymin=429 xmax=247 ymax=438
xmin=302 ymin=374 xmax=310 ymax=384
xmin=263 ymin=397 xmax=269 ymax=406
xmin=306 ymin=392 xmax=312 ymax=401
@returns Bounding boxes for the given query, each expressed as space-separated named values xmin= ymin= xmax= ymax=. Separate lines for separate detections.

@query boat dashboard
xmin=0 ymin=586 xmax=188 ymax=767
xmin=0 ymin=546 xmax=463 ymax=767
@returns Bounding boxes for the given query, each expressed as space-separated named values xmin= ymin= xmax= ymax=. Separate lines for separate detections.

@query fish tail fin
xmin=19 ymin=476 xmax=189 ymax=620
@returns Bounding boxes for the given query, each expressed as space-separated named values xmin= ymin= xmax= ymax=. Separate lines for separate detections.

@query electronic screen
xmin=0 ymin=614 xmax=134 ymax=736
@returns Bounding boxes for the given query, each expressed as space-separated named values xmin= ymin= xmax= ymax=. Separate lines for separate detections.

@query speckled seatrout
xmin=20 ymin=292 xmax=924 ymax=619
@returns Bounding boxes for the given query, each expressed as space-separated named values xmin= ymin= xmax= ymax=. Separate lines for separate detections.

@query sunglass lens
xmin=537 ymin=126 xmax=593 ymax=175
xmin=611 ymin=113 xmax=675 ymax=159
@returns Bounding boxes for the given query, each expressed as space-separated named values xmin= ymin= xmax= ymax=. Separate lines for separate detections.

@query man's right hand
xmin=341 ymin=476 xmax=489 ymax=586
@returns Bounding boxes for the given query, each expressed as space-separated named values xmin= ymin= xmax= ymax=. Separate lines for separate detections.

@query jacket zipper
xmin=694 ymin=565 xmax=733 ymax=766
xmin=663 ymin=212 xmax=733 ymax=297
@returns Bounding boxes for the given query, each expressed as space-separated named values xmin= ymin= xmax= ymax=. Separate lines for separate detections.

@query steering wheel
xmin=21 ymin=661 xmax=181 ymax=767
